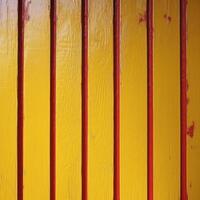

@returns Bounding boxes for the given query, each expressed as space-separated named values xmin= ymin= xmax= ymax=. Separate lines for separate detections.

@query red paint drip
xmin=114 ymin=0 xmax=120 ymax=199
xmin=139 ymin=11 xmax=147 ymax=24
xmin=50 ymin=0 xmax=56 ymax=200
xmin=147 ymin=0 xmax=153 ymax=200
xmin=180 ymin=0 xmax=188 ymax=199
xmin=17 ymin=0 xmax=25 ymax=200
xmin=82 ymin=0 xmax=88 ymax=200
xmin=187 ymin=122 xmax=195 ymax=138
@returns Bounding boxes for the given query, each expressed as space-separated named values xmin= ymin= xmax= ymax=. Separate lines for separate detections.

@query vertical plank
xmin=187 ymin=0 xmax=200 ymax=199
xmin=0 ymin=0 xmax=17 ymax=199
xmin=56 ymin=0 xmax=82 ymax=199
xmin=24 ymin=0 xmax=50 ymax=199
xmin=121 ymin=0 xmax=147 ymax=199
xmin=88 ymin=0 xmax=113 ymax=199
xmin=154 ymin=0 xmax=180 ymax=199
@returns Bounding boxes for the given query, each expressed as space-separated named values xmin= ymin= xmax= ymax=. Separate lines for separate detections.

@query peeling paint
xmin=138 ymin=11 xmax=146 ymax=24
xmin=187 ymin=121 xmax=195 ymax=138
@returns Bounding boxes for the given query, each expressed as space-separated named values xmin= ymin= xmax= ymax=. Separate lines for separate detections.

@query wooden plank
xmin=154 ymin=0 xmax=180 ymax=199
xmin=56 ymin=0 xmax=82 ymax=199
xmin=121 ymin=0 xmax=147 ymax=199
xmin=187 ymin=0 xmax=200 ymax=199
xmin=24 ymin=0 xmax=50 ymax=199
xmin=88 ymin=0 xmax=113 ymax=198
xmin=0 ymin=0 xmax=17 ymax=199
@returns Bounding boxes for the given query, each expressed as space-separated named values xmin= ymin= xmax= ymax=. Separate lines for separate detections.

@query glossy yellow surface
xmin=24 ymin=0 xmax=50 ymax=199
xmin=154 ymin=0 xmax=180 ymax=199
xmin=56 ymin=0 xmax=81 ymax=199
xmin=187 ymin=0 xmax=200 ymax=199
xmin=121 ymin=0 xmax=147 ymax=199
xmin=0 ymin=1 xmax=17 ymax=199
xmin=0 ymin=0 xmax=200 ymax=199
xmin=88 ymin=0 xmax=113 ymax=199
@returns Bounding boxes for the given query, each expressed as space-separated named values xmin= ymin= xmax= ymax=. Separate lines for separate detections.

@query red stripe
xmin=180 ymin=0 xmax=187 ymax=199
xmin=147 ymin=0 xmax=153 ymax=200
xmin=17 ymin=0 xmax=25 ymax=200
xmin=114 ymin=0 xmax=120 ymax=199
xmin=50 ymin=0 xmax=56 ymax=200
xmin=82 ymin=0 xmax=88 ymax=199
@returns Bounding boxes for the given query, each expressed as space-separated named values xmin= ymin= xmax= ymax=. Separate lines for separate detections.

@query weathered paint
xmin=154 ymin=0 xmax=181 ymax=199
xmin=187 ymin=0 xmax=200 ymax=199
xmin=24 ymin=0 xmax=50 ymax=199
xmin=121 ymin=0 xmax=147 ymax=199
xmin=0 ymin=0 xmax=200 ymax=199
xmin=0 ymin=1 xmax=17 ymax=199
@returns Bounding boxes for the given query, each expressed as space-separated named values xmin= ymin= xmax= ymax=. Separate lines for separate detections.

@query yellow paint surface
xmin=154 ymin=0 xmax=180 ymax=199
xmin=1 ymin=0 xmax=200 ymax=199
xmin=0 ymin=1 xmax=17 ymax=199
xmin=24 ymin=0 xmax=50 ymax=199
xmin=121 ymin=0 xmax=147 ymax=199
xmin=88 ymin=0 xmax=113 ymax=199
xmin=56 ymin=0 xmax=81 ymax=199
xmin=187 ymin=0 xmax=200 ymax=199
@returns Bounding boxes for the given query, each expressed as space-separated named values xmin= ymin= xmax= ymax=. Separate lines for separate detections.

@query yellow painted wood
xmin=0 ymin=1 xmax=17 ymax=199
xmin=88 ymin=0 xmax=113 ymax=199
xmin=24 ymin=0 xmax=50 ymax=199
xmin=121 ymin=0 xmax=147 ymax=199
xmin=154 ymin=0 xmax=180 ymax=199
xmin=56 ymin=0 xmax=81 ymax=199
xmin=187 ymin=0 xmax=200 ymax=199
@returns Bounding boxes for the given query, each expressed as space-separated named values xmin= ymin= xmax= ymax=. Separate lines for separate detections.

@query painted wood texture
xmin=154 ymin=0 xmax=181 ymax=199
xmin=121 ymin=0 xmax=147 ymax=199
xmin=56 ymin=0 xmax=81 ymax=199
xmin=24 ymin=0 xmax=50 ymax=199
xmin=0 ymin=0 xmax=200 ymax=199
xmin=0 ymin=1 xmax=17 ymax=199
xmin=187 ymin=0 xmax=200 ymax=199
xmin=88 ymin=0 xmax=113 ymax=199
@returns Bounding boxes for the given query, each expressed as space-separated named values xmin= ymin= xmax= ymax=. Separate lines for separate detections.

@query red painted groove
xmin=147 ymin=0 xmax=153 ymax=200
xmin=82 ymin=0 xmax=88 ymax=199
xmin=50 ymin=0 xmax=56 ymax=200
xmin=114 ymin=0 xmax=120 ymax=199
xmin=17 ymin=0 xmax=25 ymax=200
xmin=180 ymin=0 xmax=187 ymax=199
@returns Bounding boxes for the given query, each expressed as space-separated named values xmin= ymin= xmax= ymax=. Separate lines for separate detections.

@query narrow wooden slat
xmin=82 ymin=0 xmax=88 ymax=199
xmin=147 ymin=0 xmax=153 ymax=199
xmin=180 ymin=0 xmax=187 ymax=199
xmin=50 ymin=0 xmax=57 ymax=199
xmin=88 ymin=0 xmax=113 ymax=198
xmin=154 ymin=0 xmax=180 ymax=199
xmin=187 ymin=0 xmax=200 ymax=199
xmin=56 ymin=0 xmax=82 ymax=199
xmin=0 ymin=1 xmax=18 ymax=199
xmin=114 ymin=0 xmax=120 ymax=199
xmin=18 ymin=0 xmax=25 ymax=199
xmin=121 ymin=0 xmax=147 ymax=199
xmin=24 ymin=0 xmax=50 ymax=199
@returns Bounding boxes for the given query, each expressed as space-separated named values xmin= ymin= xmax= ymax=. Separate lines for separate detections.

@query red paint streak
xmin=164 ymin=14 xmax=172 ymax=23
xmin=147 ymin=0 xmax=153 ymax=200
xmin=114 ymin=0 xmax=120 ymax=199
xmin=50 ymin=0 xmax=56 ymax=200
xmin=82 ymin=0 xmax=88 ymax=199
xmin=139 ymin=11 xmax=147 ymax=24
xmin=18 ymin=0 xmax=25 ymax=199
xmin=187 ymin=122 xmax=195 ymax=138
xmin=180 ymin=0 xmax=188 ymax=199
